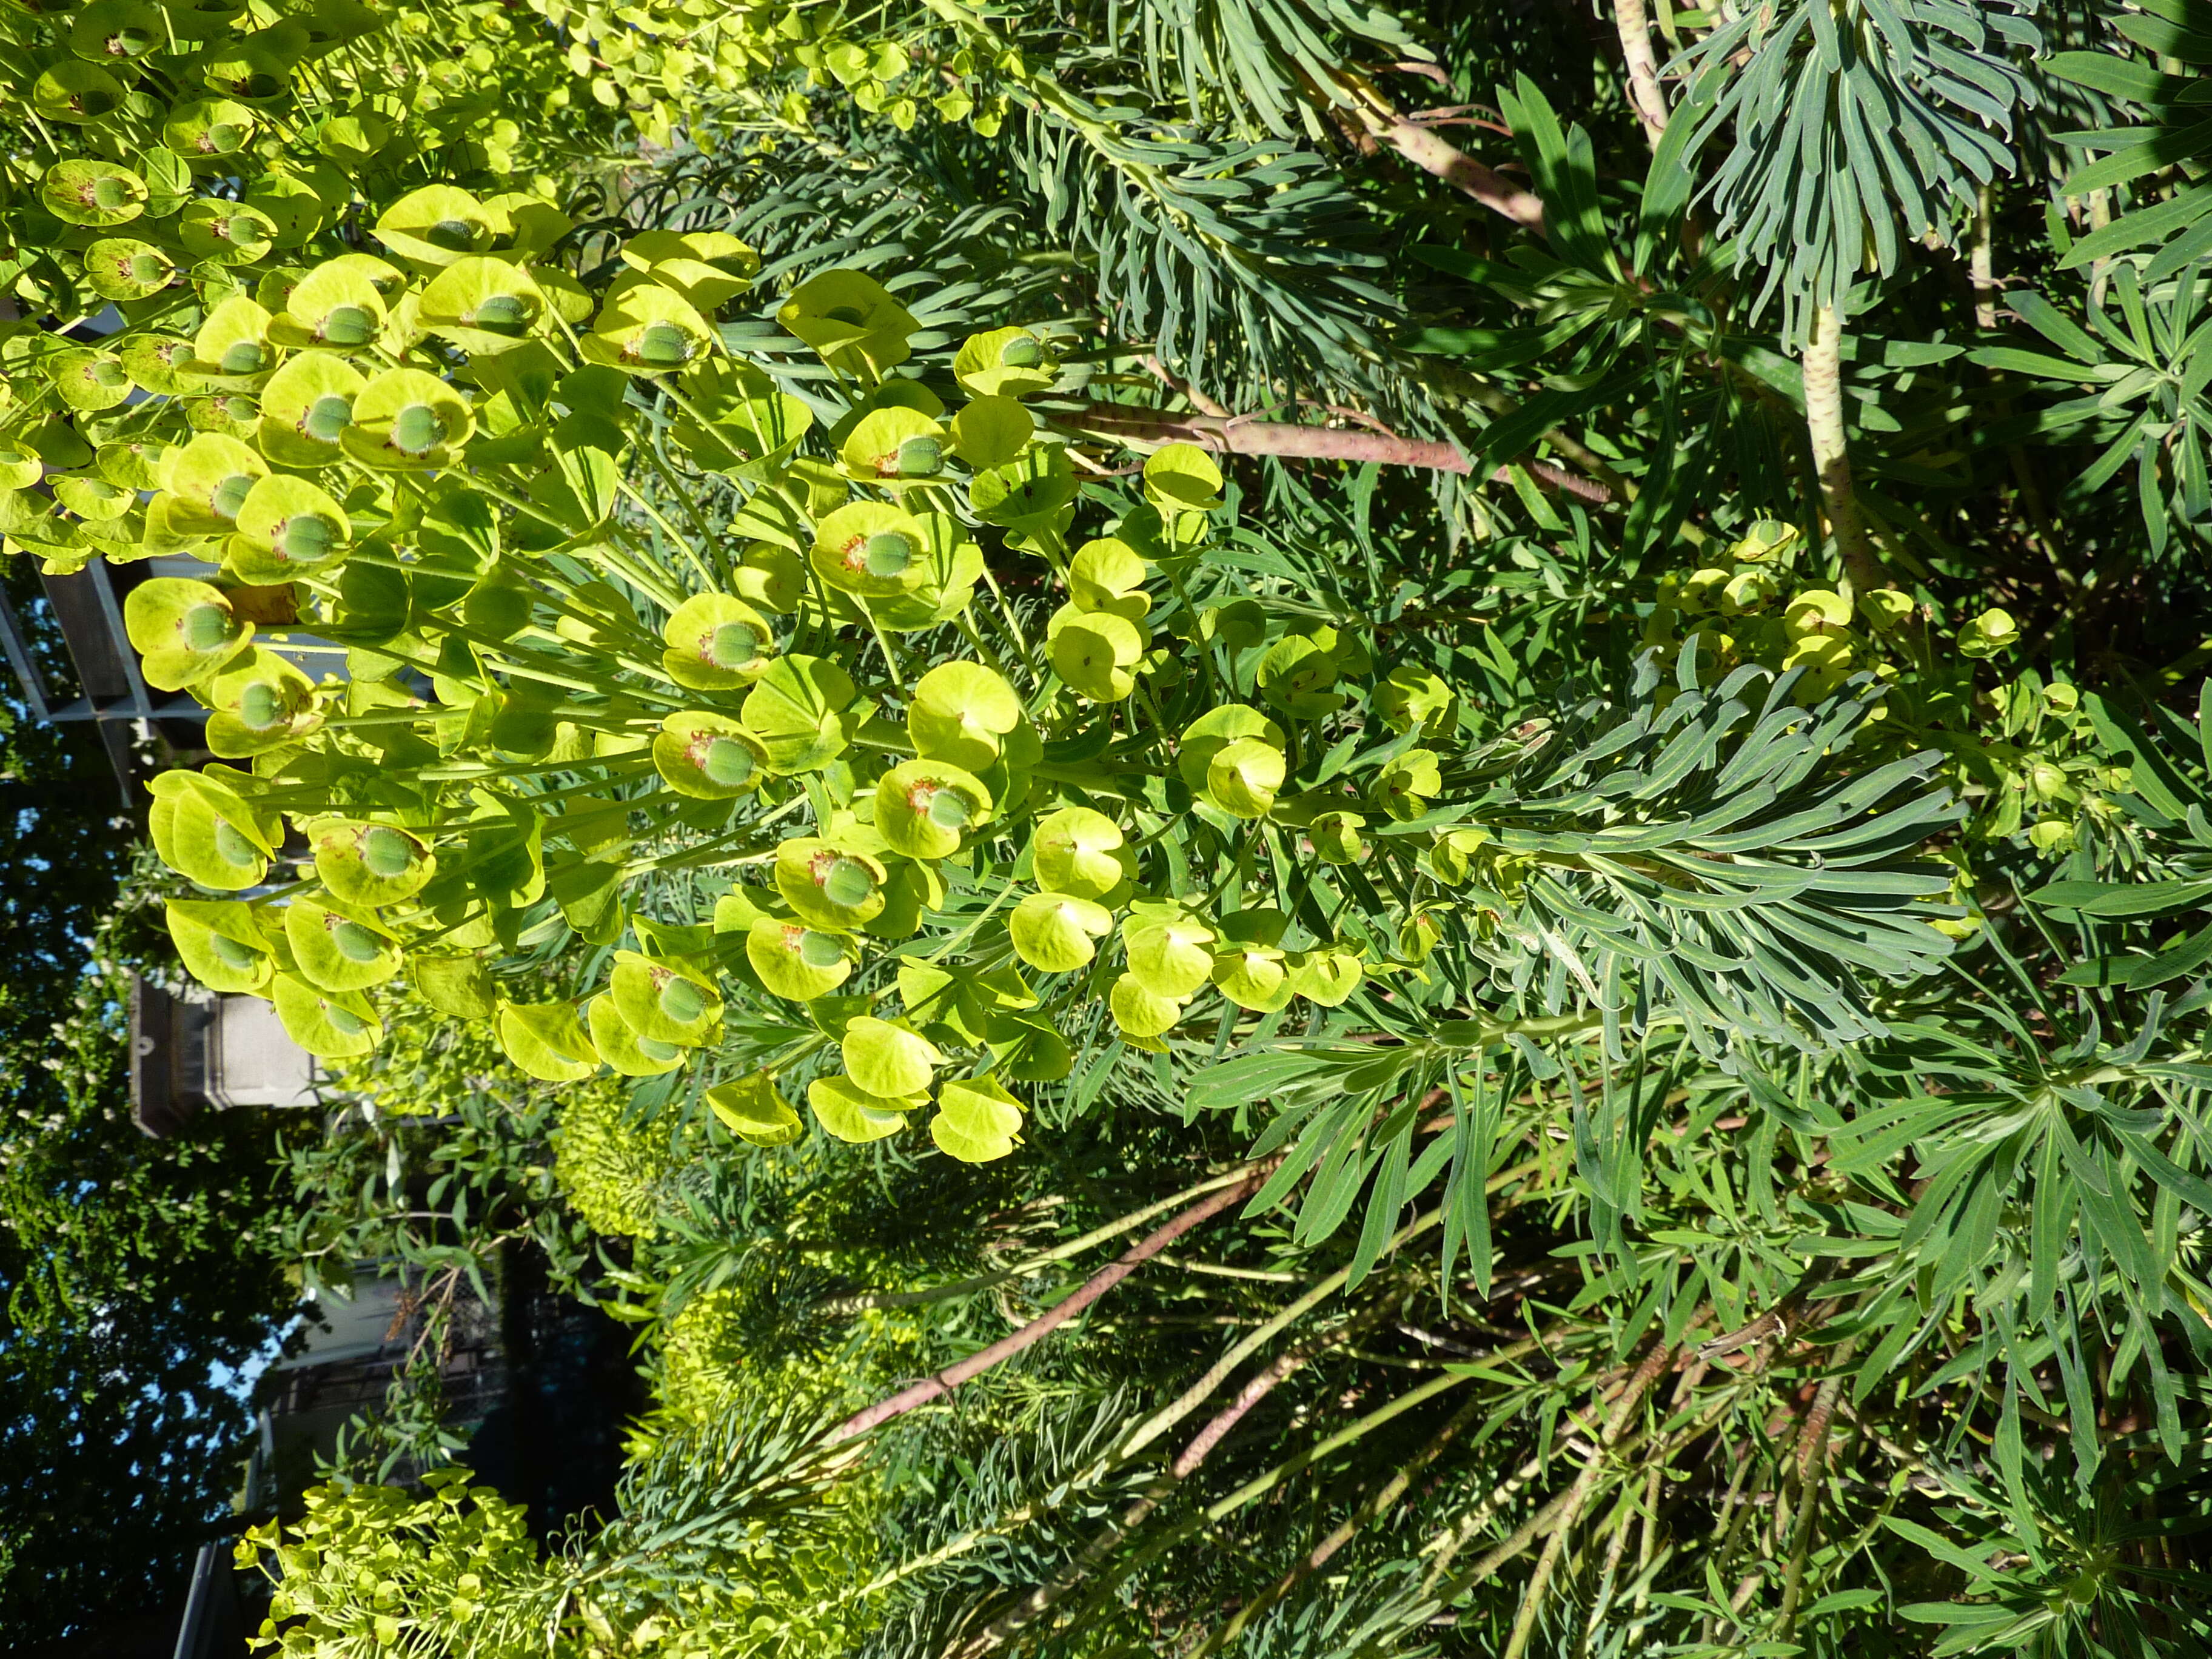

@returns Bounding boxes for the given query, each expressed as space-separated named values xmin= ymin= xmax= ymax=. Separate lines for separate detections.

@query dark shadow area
xmin=464 ymin=1244 xmax=647 ymax=1538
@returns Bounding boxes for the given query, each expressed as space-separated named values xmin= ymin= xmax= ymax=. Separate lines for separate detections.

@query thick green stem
xmin=1803 ymin=304 xmax=1883 ymax=602
xmin=1613 ymin=0 xmax=1669 ymax=146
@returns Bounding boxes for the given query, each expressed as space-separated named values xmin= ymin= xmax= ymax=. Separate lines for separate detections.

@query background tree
xmin=0 ymin=587 xmax=300 ymax=1643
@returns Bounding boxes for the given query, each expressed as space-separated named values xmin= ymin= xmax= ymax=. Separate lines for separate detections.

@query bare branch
xmin=828 ymin=1164 xmax=1275 ymax=1444
xmin=1059 ymin=403 xmax=1614 ymax=502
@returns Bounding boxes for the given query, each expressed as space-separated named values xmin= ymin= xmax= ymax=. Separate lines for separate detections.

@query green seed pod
xmin=342 ymin=367 xmax=472 ymax=469
xmin=166 ymin=898 xmax=273 ymax=994
xmin=418 ymin=256 xmax=547 ymax=355
xmin=124 ymin=576 xmax=252 ymax=689
xmin=82 ymin=238 xmax=176 ymax=301
xmin=228 ymin=472 xmax=350 ymax=580
xmin=204 ymin=647 xmax=317 ymax=756
xmin=41 ymin=159 xmax=146 ymax=227
xmin=177 ymin=198 xmax=278 ymax=264
xmin=311 ymin=819 xmax=437 ymax=908
xmin=187 ymin=395 xmax=267 ymax=442
xmin=118 ymin=334 xmax=198 ymax=397
xmin=150 ymin=774 xmax=272 ymax=890
xmin=271 ymin=974 xmax=382 ymax=1060
xmin=285 ymin=899 xmax=400 ymax=993
xmin=580 ymin=283 xmax=716 ymax=375
xmin=609 ymin=950 xmax=723 ymax=1047
xmin=839 ymin=405 xmax=947 ymax=481
xmin=46 ymin=349 xmax=132 ymax=412
xmin=811 ymin=500 xmax=932 ymax=598
xmin=69 ymin=0 xmax=164 ymax=59
xmin=159 ymin=433 xmax=267 ymax=535
xmin=745 ymin=916 xmax=854 ymax=1002
xmin=51 ymin=475 xmax=133 ymax=522
xmin=256 ymin=349 xmax=364 ymax=468
xmin=199 ymin=37 xmax=300 ymax=104
xmin=587 ymin=994 xmax=686 ymax=1078
xmin=652 ymin=712 xmax=768 ymax=800
xmin=875 ymin=759 xmax=991 ymax=860
xmin=372 ymin=184 xmax=497 ymax=267
xmin=269 ymin=260 xmax=389 ymax=350
xmin=953 ymin=325 xmax=1055 ymax=398
xmin=660 ymin=592 xmax=776 ymax=690
xmin=34 ymin=60 xmax=127 ymax=122
xmin=774 ymin=836 xmax=888 ymax=931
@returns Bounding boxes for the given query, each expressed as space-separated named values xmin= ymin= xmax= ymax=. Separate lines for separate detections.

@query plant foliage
xmin=7 ymin=0 xmax=2212 ymax=1646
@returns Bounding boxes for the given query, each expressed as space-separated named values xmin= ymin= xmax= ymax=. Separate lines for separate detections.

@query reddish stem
xmin=829 ymin=1167 xmax=1272 ymax=1444
xmin=1059 ymin=404 xmax=1612 ymax=502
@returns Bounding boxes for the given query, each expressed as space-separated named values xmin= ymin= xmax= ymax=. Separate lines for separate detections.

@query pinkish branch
xmin=1059 ymin=403 xmax=1613 ymax=503
xmin=828 ymin=1165 xmax=1273 ymax=1444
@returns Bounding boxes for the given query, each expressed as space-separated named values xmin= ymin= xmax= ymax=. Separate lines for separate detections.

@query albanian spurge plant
xmin=0 ymin=0 xmax=1972 ymax=1162
xmin=14 ymin=186 xmax=1964 ymax=1170
xmin=0 ymin=0 xmax=1974 ymax=1165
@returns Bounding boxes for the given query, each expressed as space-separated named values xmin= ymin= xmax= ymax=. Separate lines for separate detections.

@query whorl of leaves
xmin=1674 ymin=0 xmax=2042 ymax=338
